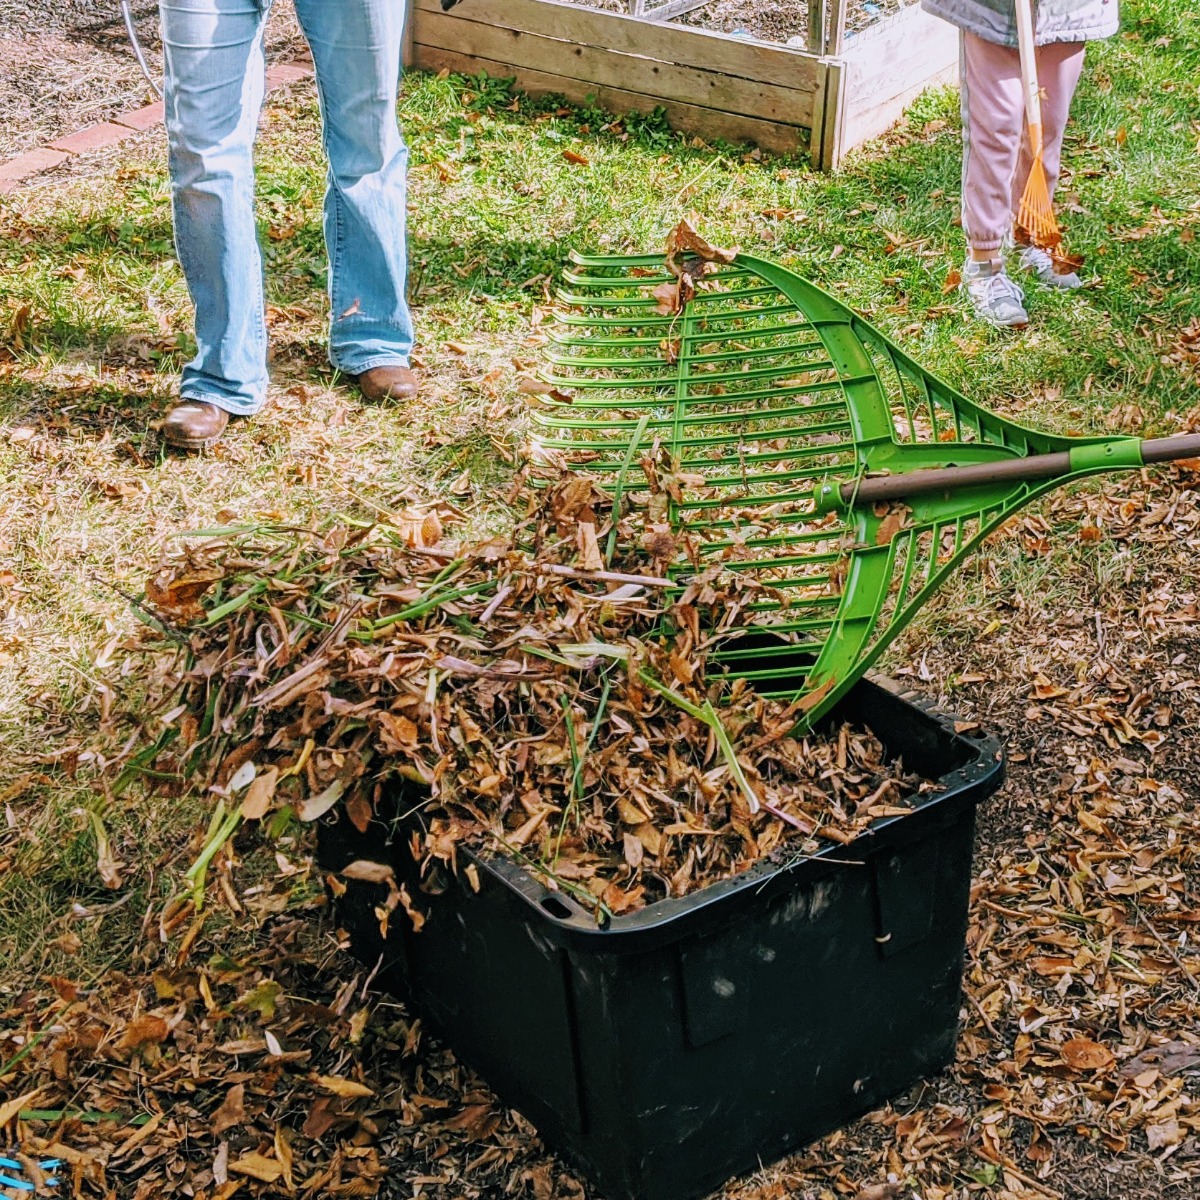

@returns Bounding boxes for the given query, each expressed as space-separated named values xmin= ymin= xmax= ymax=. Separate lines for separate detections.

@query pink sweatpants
xmin=960 ymin=32 xmax=1087 ymax=253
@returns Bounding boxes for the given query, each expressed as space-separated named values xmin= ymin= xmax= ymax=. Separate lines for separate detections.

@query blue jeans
xmin=160 ymin=0 xmax=412 ymax=415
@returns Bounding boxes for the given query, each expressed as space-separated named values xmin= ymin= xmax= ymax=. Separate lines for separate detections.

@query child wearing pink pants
xmin=922 ymin=0 xmax=1120 ymax=326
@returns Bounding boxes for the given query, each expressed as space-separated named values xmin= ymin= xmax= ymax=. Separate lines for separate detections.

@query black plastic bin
xmin=317 ymin=675 xmax=1004 ymax=1200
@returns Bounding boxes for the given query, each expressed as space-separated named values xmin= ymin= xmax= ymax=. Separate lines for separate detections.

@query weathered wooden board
xmin=414 ymin=46 xmax=810 ymax=156
xmin=411 ymin=0 xmax=823 ymax=94
xmin=835 ymin=6 xmax=959 ymax=160
xmin=416 ymin=9 xmax=818 ymax=126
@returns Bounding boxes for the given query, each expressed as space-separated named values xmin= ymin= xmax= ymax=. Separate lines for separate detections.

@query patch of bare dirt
xmin=0 ymin=0 xmax=306 ymax=162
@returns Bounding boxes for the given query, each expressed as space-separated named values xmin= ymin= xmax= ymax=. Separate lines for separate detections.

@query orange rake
xmin=1014 ymin=0 xmax=1062 ymax=250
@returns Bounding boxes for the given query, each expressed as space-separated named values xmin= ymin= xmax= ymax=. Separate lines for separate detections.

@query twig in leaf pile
xmin=90 ymin=573 xmax=189 ymax=643
xmin=478 ymin=582 xmax=513 ymax=625
xmin=490 ymin=834 xmax=615 ymax=926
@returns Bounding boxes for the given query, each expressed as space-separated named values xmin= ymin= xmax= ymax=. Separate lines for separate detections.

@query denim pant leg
xmin=293 ymin=0 xmax=413 ymax=374
xmin=160 ymin=0 xmax=271 ymax=415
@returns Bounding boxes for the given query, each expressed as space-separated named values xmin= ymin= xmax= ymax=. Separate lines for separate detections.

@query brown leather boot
xmin=161 ymin=399 xmax=230 ymax=449
xmin=354 ymin=364 xmax=418 ymax=402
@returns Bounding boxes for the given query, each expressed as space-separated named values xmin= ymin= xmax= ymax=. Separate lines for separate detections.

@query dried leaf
xmin=241 ymin=766 xmax=278 ymax=820
xmin=118 ymin=1015 xmax=170 ymax=1052
xmin=211 ymin=1083 xmax=245 ymax=1135
xmin=317 ymin=1074 xmax=375 ymax=1099
xmin=1061 ymin=1037 xmax=1115 ymax=1072
xmin=229 ymin=1152 xmax=283 ymax=1184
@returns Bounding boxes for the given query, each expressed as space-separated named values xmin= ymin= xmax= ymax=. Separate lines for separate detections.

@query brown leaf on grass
xmin=118 ymin=1014 xmax=170 ymax=1051
xmin=1061 ymin=1037 xmax=1115 ymax=1072
xmin=796 ymin=675 xmax=837 ymax=714
xmin=395 ymin=506 xmax=443 ymax=549
xmin=302 ymin=1097 xmax=345 ymax=1140
xmin=874 ymin=504 xmax=911 ymax=546
xmin=942 ymin=267 xmax=963 ymax=294
xmin=1120 ymin=1040 xmax=1200 ymax=1079
xmin=211 ymin=1083 xmax=246 ymax=1135
xmin=562 ymin=149 xmax=590 ymax=166
xmin=651 ymin=280 xmax=682 ymax=316
xmin=855 ymin=1184 xmax=903 ymax=1200
xmin=577 ymin=521 xmax=604 ymax=571
xmin=145 ymin=567 xmax=222 ymax=618
xmin=0 ymin=1089 xmax=41 ymax=1128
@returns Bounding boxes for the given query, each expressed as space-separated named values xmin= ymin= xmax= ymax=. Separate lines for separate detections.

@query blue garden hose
xmin=0 ymin=1156 xmax=62 ymax=1195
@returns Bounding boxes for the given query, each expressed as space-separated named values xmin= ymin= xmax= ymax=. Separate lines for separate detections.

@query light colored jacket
xmin=920 ymin=0 xmax=1119 ymax=47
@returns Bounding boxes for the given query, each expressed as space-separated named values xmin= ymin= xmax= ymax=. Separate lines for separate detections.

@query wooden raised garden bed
xmin=405 ymin=0 xmax=959 ymax=169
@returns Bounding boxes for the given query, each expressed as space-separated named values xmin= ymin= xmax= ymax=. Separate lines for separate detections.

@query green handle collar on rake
xmin=533 ymin=249 xmax=1198 ymax=729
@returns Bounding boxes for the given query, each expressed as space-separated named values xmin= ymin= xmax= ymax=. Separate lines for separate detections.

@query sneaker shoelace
xmin=980 ymin=270 xmax=1024 ymax=307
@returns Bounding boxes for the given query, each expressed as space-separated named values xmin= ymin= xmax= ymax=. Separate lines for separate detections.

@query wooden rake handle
xmin=1015 ymin=0 xmax=1044 ymax=154
xmin=837 ymin=434 xmax=1200 ymax=507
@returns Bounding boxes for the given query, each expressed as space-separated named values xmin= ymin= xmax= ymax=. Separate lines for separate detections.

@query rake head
xmin=1017 ymin=154 xmax=1062 ymax=251
xmin=531 ymin=249 xmax=1156 ymax=727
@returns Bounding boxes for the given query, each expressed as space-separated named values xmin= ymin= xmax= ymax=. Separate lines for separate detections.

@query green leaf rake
xmin=531 ymin=249 xmax=1200 ymax=727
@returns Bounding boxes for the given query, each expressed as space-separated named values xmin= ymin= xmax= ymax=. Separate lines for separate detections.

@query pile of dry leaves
xmin=131 ymin=461 xmax=923 ymax=920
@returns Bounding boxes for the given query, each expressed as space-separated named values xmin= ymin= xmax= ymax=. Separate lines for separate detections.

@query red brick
xmin=267 ymin=62 xmax=314 ymax=86
xmin=49 ymin=122 xmax=135 ymax=155
xmin=113 ymin=101 xmax=165 ymax=132
xmin=0 ymin=147 xmax=70 ymax=182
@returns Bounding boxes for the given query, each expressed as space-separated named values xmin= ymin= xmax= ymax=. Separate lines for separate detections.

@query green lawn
xmin=1 ymin=1 xmax=1199 ymax=1195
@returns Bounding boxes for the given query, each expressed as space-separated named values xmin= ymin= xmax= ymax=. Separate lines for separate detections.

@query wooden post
xmin=402 ymin=1 xmax=414 ymax=68
xmin=813 ymin=59 xmax=846 ymax=170
xmin=807 ymin=0 xmax=827 ymax=54
xmin=826 ymin=0 xmax=848 ymax=55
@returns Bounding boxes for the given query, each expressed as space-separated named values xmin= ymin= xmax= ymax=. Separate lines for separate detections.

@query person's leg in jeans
xmin=292 ymin=0 xmax=414 ymax=382
xmin=958 ymin=31 xmax=1029 ymax=326
xmin=159 ymin=0 xmax=272 ymax=420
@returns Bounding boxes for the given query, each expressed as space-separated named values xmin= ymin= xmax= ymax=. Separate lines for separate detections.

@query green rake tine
xmin=533 ymin=404 xmax=849 ymax=434
xmin=546 ymin=339 xmax=828 ymax=370
xmin=534 ymin=426 xmax=852 ymax=456
xmin=533 ymin=379 xmax=853 ymax=412
xmin=553 ymin=302 xmax=805 ymax=329
xmin=556 ymin=284 xmax=785 ymax=310
xmin=605 ymin=411 xmax=651 ymax=566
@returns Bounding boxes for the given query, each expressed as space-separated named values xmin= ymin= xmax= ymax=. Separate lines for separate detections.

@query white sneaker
xmin=1017 ymin=244 xmax=1083 ymax=289
xmin=962 ymin=258 xmax=1029 ymax=328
